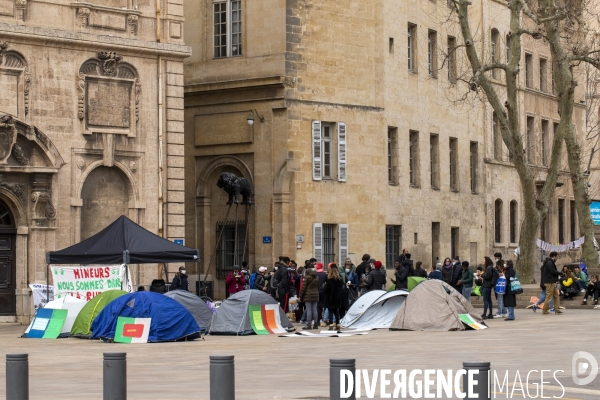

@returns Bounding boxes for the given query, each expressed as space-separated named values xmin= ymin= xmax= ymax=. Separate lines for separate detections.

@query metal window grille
xmin=570 ymin=200 xmax=577 ymax=242
xmin=388 ymin=128 xmax=397 ymax=184
xmin=408 ymin=25 xmax=414 ymax=71
xmin=428 ymin=32 xmax=434 ymax=76
xmin=430 ymin=134 xmax=439 ymax=188
xmin=449 ymin=138 xmax=458 ymax=190
xmin=495 ymin=200 xmax=502 ymax=243
xmin=510 ymin=201 xmax=517 ymax=243
xmin=470 ymin=141 xmax=478 ymax=193
xmin=322 ymin=224 xmax=335 ymax=266
xmin=447 ymin=37 xmax=456 ymax=81
xmin=410 ymin=131 xmax=418 ymax=185
xmin=216 ymin=221 xmax=246 ymax=279
xmin=558 ymin=199 xmax=565 ymax=244
xmin=385 ymin=225 xmax=401 ymax=269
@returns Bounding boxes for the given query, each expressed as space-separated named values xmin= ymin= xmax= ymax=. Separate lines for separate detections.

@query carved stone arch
xmin=0 ymin=44 xmax=31 ymax=118
xmin=274 ymin=159 xmax=297 ymax=195
xmin=196 ymin=156 xmax=254 ymax=197
xmin=76 ymin=160 xmax=138 ymax=205
xmin=0 ymin=188 xmax=26 ymax=227
xmin=77 ymin=51 xmax=141 ymax=136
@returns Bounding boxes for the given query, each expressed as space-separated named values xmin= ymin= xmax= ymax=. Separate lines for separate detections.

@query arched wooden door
xmin=0 ymin=201 xmax=16 ymax=315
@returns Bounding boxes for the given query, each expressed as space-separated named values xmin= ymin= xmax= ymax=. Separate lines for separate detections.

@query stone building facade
xmin=184 ymin=0 xmax=586 ymax=298
xmin=0 ymin=0 xmax=190 ymax=322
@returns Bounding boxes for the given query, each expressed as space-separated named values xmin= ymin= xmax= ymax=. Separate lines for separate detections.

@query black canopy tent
xmin=45 ymin=215 xmax=199 ymax=300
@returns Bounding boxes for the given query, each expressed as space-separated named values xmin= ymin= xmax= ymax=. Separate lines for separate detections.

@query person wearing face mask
xmin=170 ymin=266 xmax=189 ymax=291
xmin=441 ymin=258 xmax=454 ymax=285
xmin=493 ymin=260 xmax=508 ymax=318
xmin=344 ymin=259 xmax=359 ymax=304
xmin=451 ymin=256 xmax=462 ymax=292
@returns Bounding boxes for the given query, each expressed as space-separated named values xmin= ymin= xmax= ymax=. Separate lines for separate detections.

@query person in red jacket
xmin=225 ymin=265 xmax=246 ymax=298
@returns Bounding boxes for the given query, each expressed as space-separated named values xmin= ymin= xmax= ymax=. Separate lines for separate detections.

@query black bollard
xmin=210 ymin=355 xmax=235 ymax=400
xmin=330 ymin=359 xmax=355 ymax=400
xmin=6 ymin=354 xmax=28 ymax=400
xmin=463 ymin=361 xmax=491 ymax=400
xmin=103 ymin=353 xmax=127 ymax=400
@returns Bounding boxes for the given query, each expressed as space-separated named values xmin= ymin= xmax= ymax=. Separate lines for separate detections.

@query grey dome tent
xmin=164 ymin=290 xmax=213 ymax=332
xmin=207 ymin=290 xmax=294 ymax=335
xmin=389 ymin=280 xmax=484 ymax=331
xmin=341 ymin=290 xmax=408 ymax=330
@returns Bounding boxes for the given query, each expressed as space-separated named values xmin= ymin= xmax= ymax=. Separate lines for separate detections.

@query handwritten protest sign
xmin=51 ymin=265 xmax=131 ymax=301
xmin=29 ymin=284 xmax=54 ymax=311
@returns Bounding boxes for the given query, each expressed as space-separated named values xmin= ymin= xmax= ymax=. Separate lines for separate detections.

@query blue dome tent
xmin=91 ymin=291 xmax=200 ymax=342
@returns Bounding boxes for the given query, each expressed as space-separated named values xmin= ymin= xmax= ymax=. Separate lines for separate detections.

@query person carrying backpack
xmin=241 ymin=261 xmax=251 ymax=291
xmin=252 ymin=266 xmax=268 ymax=292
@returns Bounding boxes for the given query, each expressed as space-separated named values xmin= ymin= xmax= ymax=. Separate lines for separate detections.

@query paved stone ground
xmin=0 ymin=308 xmax=599 ymax=399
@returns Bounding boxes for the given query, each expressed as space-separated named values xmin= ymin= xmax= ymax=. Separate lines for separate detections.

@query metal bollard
xmin=330 ymin=359 xmax=355 ymax=400
xmin=103 ymin=353 xmax=127 ymax=400
xmin=463 ymin=361 xmax=491 ymax=400
xmin=210 ymin=355 xmax=235 ymax=400
xmin=6 ymin=354 xmax=29 ymax=400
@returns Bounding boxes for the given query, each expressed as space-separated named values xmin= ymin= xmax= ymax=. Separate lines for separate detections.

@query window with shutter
xmin=338 ymin=122 xmax=346 ymax=182
xmin=338 ymin=224 xmax=348 ymax=262
xmin=313 ymin=223 xmax=323 ymax=262
xmin=312 ymin=121 xmax=322 ymax=181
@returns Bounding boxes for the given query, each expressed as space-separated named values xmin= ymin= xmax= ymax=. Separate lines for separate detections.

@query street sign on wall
xmin=591 ymin=202 xmax=600 ymax=225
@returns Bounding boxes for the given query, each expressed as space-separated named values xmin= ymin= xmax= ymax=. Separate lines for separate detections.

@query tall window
xmin=540 ymin=58 xmax=548 ymax=92
xmin=428 ymin=30 xmax=437 ymax=77
xmin=386 ymin=225 xmax=402 ymax=269
xmin=409 ymin=131 xmax=420 ymax=186
xmin=449 ymin=137 xmax=458 ymax=191
xmin=389 ymin=38 xmax=394 ymax=54
xmin=510 ymin=200 xmax=517 ymax=243
xmin=493 ymin=112 xmax=502 ymax=161
xmin=526 ymin=116 xmax=534 ymax=163
xmin=525 ymin=53 xmax=533 ymax=88
xmin=470 ymin=141 xmax=478 ymax=193
xmin=541 ymin=119 xmax=549 ymax=166
xmin=430 ymin=134 xmax=440 ymax=189
xmin=388 ymin=127 xmax=398 ymax=185
xmin=213 ymin=0 xmax=242 ymax=58
xmin=570 ymin=200 xmax=577 ymax=241
xmin=505 ymin=34 xmax=511 ymax=63
xmin=540 ymin=217 xmax=548 ymax=241
xmin=558 ymin=199 xmax=565 ymax=243
xmin=491 ymin=29 xmax=499 ymax=79
xmin=216 ymin=222 xmax=246 ymax=279
xmin=495 ymin=199 xmax=503 ymax=243
xmin=408 ymin=24 xmax=417 ymax=72
xmin=322 ymin=224 xmax=336 ymax=266
xmin=447 ymin=36 xmax=456 ymax=82
xmin=322 ymin=124 xmax=333 ymax=178
xmin=451 ymin=227 xmax=460 ymax=259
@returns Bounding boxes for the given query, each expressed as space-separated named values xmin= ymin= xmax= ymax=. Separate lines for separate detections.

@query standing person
xmin=150 ymin=278 xmax=167 ymax=293
xmin=441 ymin=258 xmax=454 ymax=285
xmin=413 ymin=261 xmax=428 ymax=278
xmin=481 ymin=257 xmax=495 ymax=319
xmin=254 ymin=266 xmax=268 ymax=292
xmin=366 ymin=261 xmax=387 ymax=291
xmin=316 ymin=262 xmax=327 ymax=327
xmin=503 ymin=260 xmax=517 ymax=321
xmin=275 ymin=260 xmax=291 ymax=312
xmin=345 ymin=261 xmax=359 ymax=305
xmin=428 ymin=263 xmax=443 ymax=280
xmin=358 ymin=264 xmax=371 ymax=296
xmin=398 ymin=248 xmax=410 ymax=263
xmin=451 ymin=257 xmax=463 ymax=293
xmin=335 ymin=262 xmax=348 ymax=318
xmin=240 ymin=261 xmax=251 ymax=291
xmin=299 ymin=263 xmax=320 ymax=330
xmin=494 ymin=260 xmax=508 ymax=318
xmin=323 ymin=264 xmax=344 ymax=331
xmin=355 ymin=254 xmax=371 ymax=282
xmin=458 ymin=261 xmax=473 ymax=302
xmin=541 ymin=252 xmax=562 ymax=314
xmin=170 ymin=266 xmax=189 ymax=291
xmin=225 ymin=265 xmax=246 ymax=297
xmin=395 ymin=255 xmax=410 ymax=290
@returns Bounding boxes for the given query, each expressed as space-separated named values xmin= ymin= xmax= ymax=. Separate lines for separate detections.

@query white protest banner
xmin=29 ymin=284 xmax=54 ymax=311
xmin=51 ymin=265 xmax=131 ymax=301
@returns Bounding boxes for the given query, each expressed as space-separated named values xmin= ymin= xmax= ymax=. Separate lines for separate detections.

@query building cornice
xmin=0 ymin=23 xmax=191 ymax=58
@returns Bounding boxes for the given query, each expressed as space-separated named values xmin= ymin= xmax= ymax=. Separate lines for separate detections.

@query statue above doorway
xmin=216 ymin=172 xmax=253 ymax=205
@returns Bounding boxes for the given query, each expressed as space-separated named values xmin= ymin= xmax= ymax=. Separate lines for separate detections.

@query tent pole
xmin=46 ymin=264 xmax=49 ymax=303
xmin=202 ymin=202 xmax=233 ymax=284
xmin=233 ymin=204 xmax=239 ymax=266
xmin=241 ymin=204 xmax=251 ymax=265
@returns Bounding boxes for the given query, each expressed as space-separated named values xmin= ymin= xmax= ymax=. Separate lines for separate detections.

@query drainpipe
xmin=156 ymin=0 xmax=161 ymax=42
xmin=158 ymin=55 xmax=164 ymax=279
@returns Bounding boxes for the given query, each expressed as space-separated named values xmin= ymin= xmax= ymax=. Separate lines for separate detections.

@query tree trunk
xmin=564 ymin=135 xmax=599 ymax=268
xmin=516 ymin=202 xmax=541 ymax=283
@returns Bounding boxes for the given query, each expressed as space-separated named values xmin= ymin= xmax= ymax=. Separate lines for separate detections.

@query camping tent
xmin=407 ymin=276 xmax=426 ymax=291
xmin=208 ymin=290 xmax=294 ymax=335
xmin=90 ymin=291 xmax=200 ymax=342
xmin=22 ymin=295 xmax=87 ymax=338
xmin=70 ymin=289 xmax=127 ymax=338
xmin=340 ymin=290 xmax=408 ymax=330
xmin=46 ymin=215 xmax=199 ymax=265
xmin=389 ymin=280 xmax=484 ymax=331
xmin=164 ymin=290 xmax=213 ymax=332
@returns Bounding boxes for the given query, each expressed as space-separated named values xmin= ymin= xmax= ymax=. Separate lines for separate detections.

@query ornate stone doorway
xmin=0 ymin=201 xmax=16 ymax=315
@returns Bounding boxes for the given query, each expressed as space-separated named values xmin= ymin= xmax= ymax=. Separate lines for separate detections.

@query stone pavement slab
xmin=0 ymin=308 xmax=599 ymax=399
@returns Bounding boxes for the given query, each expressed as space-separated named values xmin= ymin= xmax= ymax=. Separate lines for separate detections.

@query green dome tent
xmin=70 ymin=290 xmax=127 ymax=338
